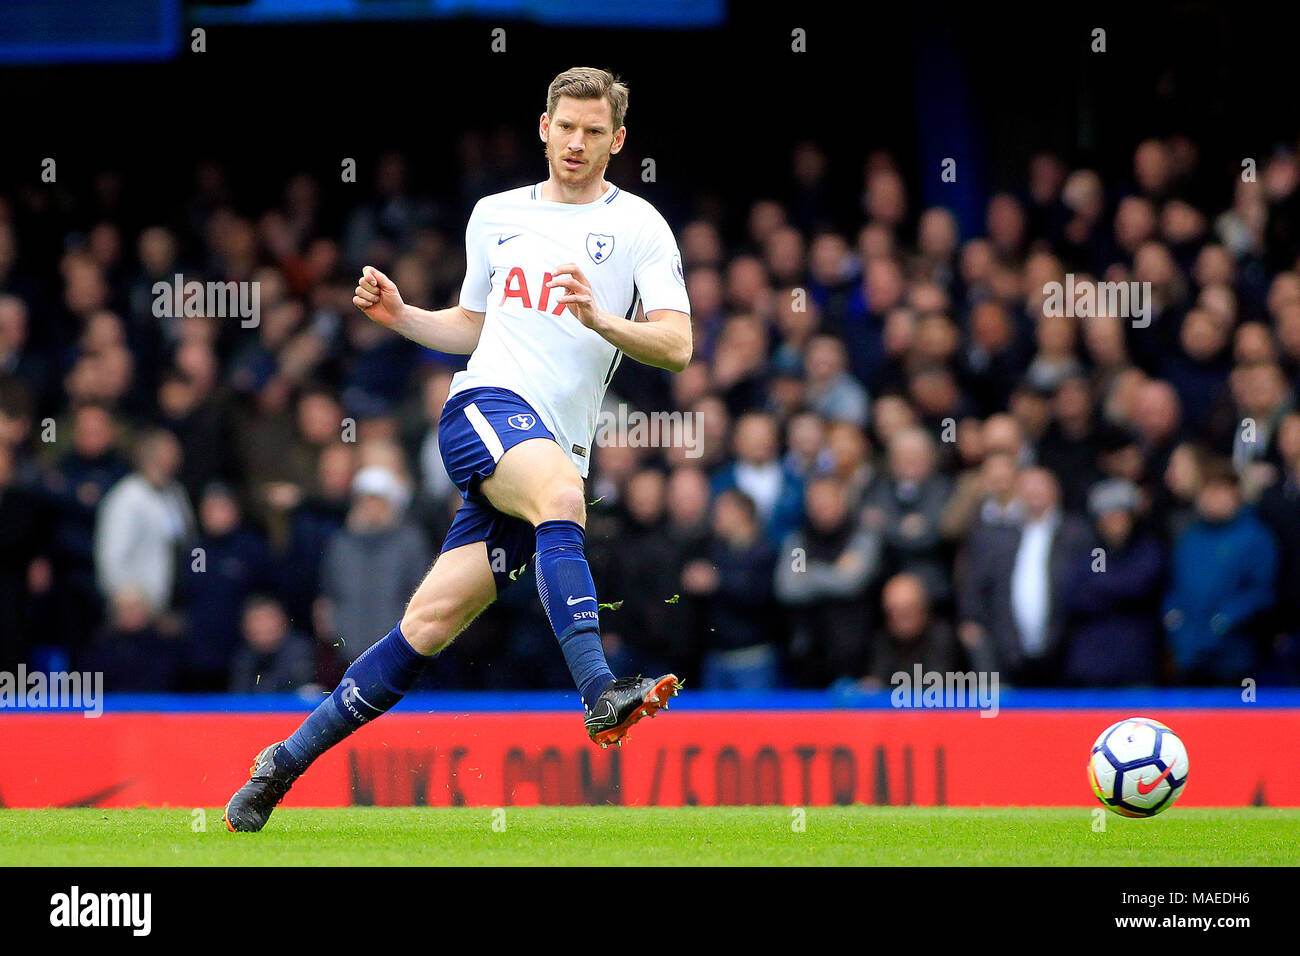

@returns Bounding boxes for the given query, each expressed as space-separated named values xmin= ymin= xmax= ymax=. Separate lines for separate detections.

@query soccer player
xmin=224 ymin=67 xmax=692 ymax=831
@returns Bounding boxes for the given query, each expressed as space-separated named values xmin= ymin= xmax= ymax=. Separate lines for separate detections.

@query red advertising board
xmin=1 ymin=709 xmax=1297 ymax=808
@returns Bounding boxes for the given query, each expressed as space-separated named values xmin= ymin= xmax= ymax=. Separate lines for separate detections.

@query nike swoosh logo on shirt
xmin=497 ymin=234 xmax=522 ymax=245
xmin=566 ymin=595 xmax=596 ymax=606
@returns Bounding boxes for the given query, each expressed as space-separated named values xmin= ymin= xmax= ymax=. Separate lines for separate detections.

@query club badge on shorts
xmin=507 ymin=413 xmax=536 ymax=430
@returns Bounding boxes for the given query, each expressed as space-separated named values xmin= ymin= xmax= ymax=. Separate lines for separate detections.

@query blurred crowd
xmin=1 ymin=132 xmax=1299 ymax=694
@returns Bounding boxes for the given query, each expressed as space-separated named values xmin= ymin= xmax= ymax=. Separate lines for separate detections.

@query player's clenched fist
xmin=353 ymin=265 xmax=405 ymax=326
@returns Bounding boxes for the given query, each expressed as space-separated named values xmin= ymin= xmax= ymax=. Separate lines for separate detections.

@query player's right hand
xmin=354 ymin=266 xmax=405 ymax=326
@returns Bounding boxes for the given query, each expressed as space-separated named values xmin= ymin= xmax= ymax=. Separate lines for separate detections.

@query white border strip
xmin=464 ymin=402 xmax=505 ymax=462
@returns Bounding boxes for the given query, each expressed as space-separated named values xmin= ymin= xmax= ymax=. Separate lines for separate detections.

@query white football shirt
xmin=450 ymin=181 xmax=691 ymax=476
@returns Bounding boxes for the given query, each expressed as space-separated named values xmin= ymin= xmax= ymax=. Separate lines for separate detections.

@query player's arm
xmin=353 ymin=266 xmax=485 ymax=355
xmin=547 ymin=263 xmax=692 ymax=372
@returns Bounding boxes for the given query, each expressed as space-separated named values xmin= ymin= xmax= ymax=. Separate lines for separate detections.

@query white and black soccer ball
xmin=1088 ymin=717 xmax=1189 ymax=817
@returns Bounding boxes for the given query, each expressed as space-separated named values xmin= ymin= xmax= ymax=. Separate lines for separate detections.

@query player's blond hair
xmin=546 ymin=67 xmax=629 ymax=129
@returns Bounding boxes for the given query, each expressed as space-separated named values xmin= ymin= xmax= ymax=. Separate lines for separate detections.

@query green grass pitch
xmin=1 ymin=807 xmax=1297 ymax=866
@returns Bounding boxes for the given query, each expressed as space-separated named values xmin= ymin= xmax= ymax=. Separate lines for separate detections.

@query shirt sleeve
xmin=457 ymin=200 xmax=492 ymax=312
xmin=634 ymin=211 xmax=691 ymax=316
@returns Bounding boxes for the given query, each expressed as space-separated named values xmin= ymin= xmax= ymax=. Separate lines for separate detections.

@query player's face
xmin=541 ymin=96 xmax=625 ymax=188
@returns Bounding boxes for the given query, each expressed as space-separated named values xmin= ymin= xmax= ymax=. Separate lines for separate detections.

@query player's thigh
xmin=479 ymin=437 xmax=586 ymax=526
xmin=400 ymin=541 xmax=498 ymax=655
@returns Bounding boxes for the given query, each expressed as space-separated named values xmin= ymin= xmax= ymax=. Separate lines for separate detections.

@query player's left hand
xmin=548 ymin=263 xmax=605 ymax=332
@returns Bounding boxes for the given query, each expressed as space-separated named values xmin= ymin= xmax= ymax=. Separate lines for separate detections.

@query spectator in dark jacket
xmin=666 ymin=465 xmax=712 ymax=558
xmin=0 ymin=441 xmax=49 ymax=670
xmin=278 ymin=442 xmax=355 ymax=627
xmin=863 ymin=426 xmax=953 ymax=605
xmin=1161 ymin=307 xmax=1231 ymax=440
xmin=41 ymin=405 xmax=129 ymax=655
xmin=1036 ymin=374 xmax=1106 ymax=514
xmin=864 ymin=573 xmax=959 ymax=688
xmin=1255 ymin=411 xmax=1300 ymax=682
xmin=665 ymin=465 xmax=712 ymax=676
xmin=710 ymin=411 xmax=803 ymax=547
xmin=1129 ymin=380 xmax=1182 ymax=495
xmin=1062 ymin=479 xmax=1166 ymax=685
xmin=684 ymin=489 xmax=779 ymax=689
xmin=1226 ymin=361 xmax=1293 ymax=475
xmin=1164 ymin=461 xmax=1277 ymax=683
xmin=955 ymin=301 xmax=1031 ymax=417
xmin=81 ymin=585 xmax=180 ymax=691
xmin=0 ymin=295 xmax=53 ymax=415
xmin=958 ymin=467 xmax=1094 ymax=685
xmin=603 ymin=468 xmax=695 ymax=679
xmin=776 ymin=476 xmax=881 ymax=685
xmin=1155 ymin=441 xmax=1205 ymax=543
xmin=177 ymin=482 xmax=276 ymax=689
xmin=229 ymin=595 xmax=317 ymax=694
xmin=156 ymin=365 xmax=235 ymax=503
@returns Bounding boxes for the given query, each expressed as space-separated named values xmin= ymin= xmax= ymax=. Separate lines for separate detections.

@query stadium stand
xmin=1 ymin=135 xmax=1298 ymax=694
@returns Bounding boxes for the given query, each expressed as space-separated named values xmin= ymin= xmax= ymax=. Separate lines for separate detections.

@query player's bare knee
xmin=539 ymin=482 xmax=586 ymax=526
xmin=400 ymin=597 xmax=464 ymax=655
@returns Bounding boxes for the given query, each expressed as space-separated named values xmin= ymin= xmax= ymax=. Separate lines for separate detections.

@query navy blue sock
xmin=534 ymin=519 xmax=615 ymax=710
xmin=275 ymin=624 xmax=428 ymax=776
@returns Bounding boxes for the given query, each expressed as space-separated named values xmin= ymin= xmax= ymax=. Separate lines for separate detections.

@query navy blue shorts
xmin=437 ymin=386 xmax=554 ymax=591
